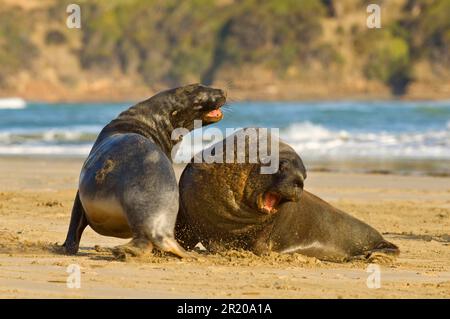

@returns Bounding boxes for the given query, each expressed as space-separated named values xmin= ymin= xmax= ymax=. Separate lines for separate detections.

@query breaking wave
xmin=281 ymin=121 xmax=450 ymax=159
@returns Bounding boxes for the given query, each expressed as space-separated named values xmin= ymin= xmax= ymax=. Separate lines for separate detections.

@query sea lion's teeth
xmin=262 ymin=205 xmax=277 ymax=214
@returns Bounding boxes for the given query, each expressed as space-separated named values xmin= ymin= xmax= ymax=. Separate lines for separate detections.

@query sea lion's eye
xmin=279 ymin=160 xmax=289 ymax=171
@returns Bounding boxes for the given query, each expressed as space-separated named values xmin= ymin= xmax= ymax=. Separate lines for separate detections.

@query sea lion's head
xmin=163 ymin=83 xmax=226 ymax=130
xmin=244 ymin=142 xmax=307 ymax=215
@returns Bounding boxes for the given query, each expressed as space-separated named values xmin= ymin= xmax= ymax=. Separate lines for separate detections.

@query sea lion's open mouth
xmin=257 ymin=192 xmax=281 ymax=214
xmin=202 ymin=97 xmax=226 ymax=123
xmin=203 ymin=108 xmax=223 ymax=123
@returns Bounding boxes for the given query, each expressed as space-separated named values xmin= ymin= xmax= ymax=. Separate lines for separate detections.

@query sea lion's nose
xmin=214 ymin=91 xmax=227 ymax=107
xmin=214 ymin=88 xmax=226 ymax=99
xmin=294 ymin=175 xmax=304 ymax=189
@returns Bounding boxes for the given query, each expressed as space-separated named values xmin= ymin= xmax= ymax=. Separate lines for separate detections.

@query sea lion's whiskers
xmin=224 ymin=79 xmax=235 ymax=91
xmin=221 ymin=80 xmax=244 ymax=105
xmin=227 ymin=96 xmax=243 ymax=105
xmin=221 ymin=104 xmax=234 ymax=114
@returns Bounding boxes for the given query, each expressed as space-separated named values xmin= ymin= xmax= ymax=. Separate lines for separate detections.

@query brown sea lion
xmin=176 ymin=128 xmax=399 ymax=261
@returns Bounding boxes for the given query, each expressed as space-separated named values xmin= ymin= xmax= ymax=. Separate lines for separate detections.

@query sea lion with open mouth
xmin=62 ymin=84 xmax=226 ymax=258
xmin=176 ymin=128 xmax=399 ymax=261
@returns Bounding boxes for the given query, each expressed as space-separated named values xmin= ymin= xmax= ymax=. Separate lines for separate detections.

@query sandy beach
xmin=0 ymin=156 xmax=449 ymax=298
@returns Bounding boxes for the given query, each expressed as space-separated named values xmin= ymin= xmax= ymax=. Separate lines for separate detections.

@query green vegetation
xmin=0 ymin=9 xmax=39 ymax=85
xmin=78 ymin=0 xmax=227 ymax=84
xmin=352 ymin=0 xmax=450 ymax=95
xmin=354 ymin=28 xmax=412 ymax=95
xmin=204 ymin=0 xmax=333 ymax=81
xmin=404 ymin=0 xmax=450 ymax=66
xmin=0 ymin=0 xmax=449 ymax=95
xmin=75 ymin=0 xmax=335 ymax=85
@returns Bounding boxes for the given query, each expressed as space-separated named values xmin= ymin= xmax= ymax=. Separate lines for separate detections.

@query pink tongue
xmin=206 ymin=109 xmax=221 ymax=117
xmin=264 ymin=193 xmax=278 ymax=209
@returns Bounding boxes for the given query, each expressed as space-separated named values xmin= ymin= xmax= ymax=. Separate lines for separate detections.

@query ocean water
xmin=1 ymin=99 xmax=449 ymax=175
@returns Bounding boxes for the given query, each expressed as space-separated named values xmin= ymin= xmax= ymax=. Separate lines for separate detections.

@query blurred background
xmin=0 ymin=0 xmax=449 ymax=175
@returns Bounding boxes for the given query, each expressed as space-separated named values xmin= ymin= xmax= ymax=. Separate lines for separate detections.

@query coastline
xmin=1 ymin=80 xmax=449 ymax=103
xmin=0 ymin=155 xmax=448 ymax=178
xmin=0 ymin=156 xmax=449 ymax=298
xmin=1 ymin=91 xmax=449 ymax=104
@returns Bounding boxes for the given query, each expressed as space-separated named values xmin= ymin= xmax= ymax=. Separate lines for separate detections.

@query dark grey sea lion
xmin=63 ymin=84 xmax=226 ymax=258
xmin=176 ymin=128 xmax=399 ymax=261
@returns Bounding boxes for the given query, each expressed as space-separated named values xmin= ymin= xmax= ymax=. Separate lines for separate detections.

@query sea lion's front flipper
xmin=111 ymin=237 xmax=198 ymax=260
xmin=153 ymin=236 xmax=199 ymax=259
xmin=111 ymin=238 xmax=153 ymax=260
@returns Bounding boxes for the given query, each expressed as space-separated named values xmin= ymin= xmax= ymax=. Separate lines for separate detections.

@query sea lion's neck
xmin=98 ymin=103 xmax=176 ymax=160
xmin=216 ymin=200 xmax=275 ymax=238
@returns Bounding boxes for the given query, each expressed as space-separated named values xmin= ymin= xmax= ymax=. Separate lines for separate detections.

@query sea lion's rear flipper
xmin=366 ymin=240 xmax=400 ymax=257
xmin=62 ymin=191 xmax=88 ymax=254
xmin=349 ymin=240 xmax=400 ymax=263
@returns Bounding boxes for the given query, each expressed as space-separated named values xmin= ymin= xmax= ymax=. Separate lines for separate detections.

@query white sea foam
xmin=0 ymin=126 xmax=99 ymax=156
xmin=280 ymin=121 xmax=450 ymax=159
xmin=0 ymin=98 xmax=26 ymax=109
xmin=0 ymin=144 xmax=91 ymax=156
xmin=0 ymin=126 xmax=100 ymax=144
xmin=0 ymin=121 xmax=449 ymax=160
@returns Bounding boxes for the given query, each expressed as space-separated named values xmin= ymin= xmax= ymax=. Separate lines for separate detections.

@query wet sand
xmin=0 ymin=157 xmax=449 ymax=298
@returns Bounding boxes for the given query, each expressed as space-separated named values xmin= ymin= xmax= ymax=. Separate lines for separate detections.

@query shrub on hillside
xmin=0 ymin=10 xmax=39 ymax=85
xmin=403 ymin=0 xmax=450 ymax=67
xmin=77 ymin=0 xmax=337 ymax=86
xmin=355 ymin=28 xmax=413 ymax=95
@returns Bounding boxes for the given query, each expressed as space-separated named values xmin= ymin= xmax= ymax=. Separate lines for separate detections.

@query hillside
xmin=0 ymin=0 xmax=449 ymax=101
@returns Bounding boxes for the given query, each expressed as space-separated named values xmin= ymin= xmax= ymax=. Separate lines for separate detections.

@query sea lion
xmin=63 ymin=84 xmax=226 ymax=258
xmin=176 ymin=128 xmax=399 ymax=261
